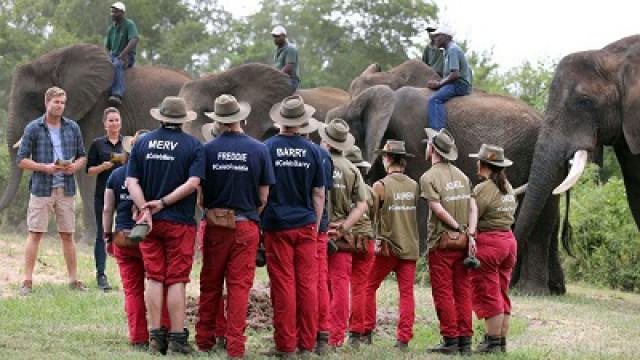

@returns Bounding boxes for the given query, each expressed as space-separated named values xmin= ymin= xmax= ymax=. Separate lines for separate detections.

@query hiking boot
xmin=69 ymin=280 xmax=87 ymax=292
xmin=149 ymin=327 xmax=168 ymax=355
xmin=361 ymin=331 xmax=373 ymax=345
xmin=500 ymin=336 xmax=507 ymax=352
xmin=348 ymin=332 xmax=361 ymax=349
xmin=476 ymin=335 xmax=501 ymax=353
xmin=109 ymin=95 xmax=122 ymax=107
xmin=394 ymin=340 xmax=409 ymax=352
xmin=458 ymin=336 xmax=472 ymax=355
xmin=428 ymin=336 xmax=459 ymax=354
xmin=19 ymin=280 xmax=33 ymax=296
xmin=214 ymin=336 xmax=226 ymax=352
xmin=168 ymin=329 xmax=194 ymax=355
xmin=260 ymin=349 xmax=296 ymax=358
xmin=315 ymin=331 xmax=330 ymax=355
xmin=97 ymin=274 xmax=112 ymax=291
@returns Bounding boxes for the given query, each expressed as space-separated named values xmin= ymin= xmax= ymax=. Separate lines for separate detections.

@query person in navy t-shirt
xmin=126 ymin=97 xmax=204 ymax=355
xmin=195 ymin=95 xmax=275 ymax=358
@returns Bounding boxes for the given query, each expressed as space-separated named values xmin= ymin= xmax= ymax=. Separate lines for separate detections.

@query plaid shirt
xmin=16 ymin=115 xmax=86 ymax=197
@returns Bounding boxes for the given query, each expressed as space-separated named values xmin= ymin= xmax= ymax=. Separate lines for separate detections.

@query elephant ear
xmin=328 ymin=85 xmax=395 ymax=162
xmin=52 ymin=44 xmax=114 ymax=121
xmin=621 ymin=49 xmax=640 ymax=154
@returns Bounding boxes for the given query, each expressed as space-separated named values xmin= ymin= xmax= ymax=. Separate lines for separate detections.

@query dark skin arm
xmin=281 ymin=63 xmax=294 ymax=76
xmin=427 ymin=70 xmax=460 ymax=90
xmin=118 ymin=37 xmax=139 ymax=64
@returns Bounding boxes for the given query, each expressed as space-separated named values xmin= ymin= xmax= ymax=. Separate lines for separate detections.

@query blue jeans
xmin=427 ymin=80 xmax=471 ymax=130
xmin=110 ymin=53 xmax=135 ymax=97
xmin=290 ymin=77 xmax=300 ymax=91
xmin=94 ymin=197 xmax=106 ymax=276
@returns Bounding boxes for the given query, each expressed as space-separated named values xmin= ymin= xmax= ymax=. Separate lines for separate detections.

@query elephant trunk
xmin=0 ymin=103 xmax=27 ymax=210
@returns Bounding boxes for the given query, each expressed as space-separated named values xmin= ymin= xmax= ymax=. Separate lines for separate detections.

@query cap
xmin=432 ymin=24 xmax=455 ymax=37
xmin=271 ymin=25 xmax=287 ymax=36
xmin=111 ymin=2 xmax=126 ymax=12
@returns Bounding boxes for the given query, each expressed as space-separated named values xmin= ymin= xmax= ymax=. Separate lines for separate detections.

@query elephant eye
xmin=576 ymin=95 xmax=595 ymax=109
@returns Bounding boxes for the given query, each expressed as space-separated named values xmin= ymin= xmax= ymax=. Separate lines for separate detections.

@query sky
xmin=222 ymin=0 xmax=639 ymax=70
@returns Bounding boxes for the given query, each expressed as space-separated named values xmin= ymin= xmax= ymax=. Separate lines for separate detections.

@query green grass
xmin=1 ymin=232 xmax=639 ymax=359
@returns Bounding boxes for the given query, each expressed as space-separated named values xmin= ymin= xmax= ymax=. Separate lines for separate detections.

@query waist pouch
xmin=438 ymin=231 xmax=468 ymax=251
xmin=206 ymin=208 xmax=236 ymax=229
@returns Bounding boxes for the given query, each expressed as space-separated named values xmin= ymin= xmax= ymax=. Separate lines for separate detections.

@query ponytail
xmin=487 ymin=163 xmax=509 ymax=194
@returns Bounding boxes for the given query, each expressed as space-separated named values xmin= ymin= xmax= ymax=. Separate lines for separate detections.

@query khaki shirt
xmin=329 ymin=153 xmax=366 ymax=223
xmin=351 ymin=184 xmax=375 ymax=237
xmin=378 ymin=173 xmax=419 ymax=260
xmin=419 ymin=163 xmax=472 ymax=249
xmin=474 ymin=180 xmax=516 ymax=232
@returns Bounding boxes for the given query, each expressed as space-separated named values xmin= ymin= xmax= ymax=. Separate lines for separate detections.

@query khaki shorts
xmin=27 ymin=188 xmax=75 ymax=233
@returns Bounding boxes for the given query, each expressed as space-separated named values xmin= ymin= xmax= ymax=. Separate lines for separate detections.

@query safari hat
xmin=269 ymin=95 xmax=316 ymax=127
xmin=150 ymin=96 xmax=197 ymax=124
xmin=345 ymin=145 xmax=371 ymax=168
xmin=318 ymin=118 xmax=355 ymax=152
xmin=204 ymin=94 xmax=251 ymax=124
xmin=469 ymin=144 xmax=513 ymax=167
xmin=374 ymin=140 xmax=415 ymax=158
xmin=201 ymin=122 xmax=219 ymax=142
xmin=297 ymin=118 xmax=321 ymax=135
xmin=122 ymin=129 xmax=149 ymax=153
xmin=424 ymin=128 xmax=458 ymax=161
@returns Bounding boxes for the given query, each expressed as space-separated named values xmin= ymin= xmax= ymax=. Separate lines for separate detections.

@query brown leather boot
xmin=458 ymin=336 xmax=472 ymax=355
xmin=428 ymin=337 xmax=459 ymax=355
xmin=476 ymin=335 xmax=501 ymax=353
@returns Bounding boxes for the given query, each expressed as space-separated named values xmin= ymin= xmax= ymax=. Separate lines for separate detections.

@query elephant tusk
xmin=552 ymin=150 xmax=589 ymax=195
xmin=513 ymin=184 xmax=527 ymax=196
xmin=12 ymin=137 xmax=22 ymax=149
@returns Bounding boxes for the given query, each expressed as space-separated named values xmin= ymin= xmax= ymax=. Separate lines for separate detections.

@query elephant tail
xmin=561 ymin=190 xmax=575 ymax=258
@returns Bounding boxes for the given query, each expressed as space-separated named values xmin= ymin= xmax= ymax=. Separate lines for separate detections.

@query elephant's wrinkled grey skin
xmin=327 ymin=86 xmax=565 ymax=294
xmin=1 ymin=44 xmax=191 ymax=239
xmin=515 ymin=35 xmax=640 ymax=295
xmin=348 ymin=60 xmax=441 ymax=97
xmin=296 ymin=87 xmax=349 ymax=123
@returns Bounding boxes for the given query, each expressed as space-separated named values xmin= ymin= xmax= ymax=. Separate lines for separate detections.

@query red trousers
xmin=349 ymin=241 xmax=375 ymax=334
xmin=264 ymin=224 xmax=318 ymax=352
xmin=139 ymin=220 xmax=196 ymax=285
xmin=364 ymin=254 xmax=416 ymax=343
xmin=428 ymin=249 xmax=473 ymax=337
xmin=215 ymin=297 xmax=226 ymax=337
xmin=113 ymin=241 xmax=170 ymax=344
xmin=316 ymin=232 xmax=330 ymax=332
xmin=196 ymin=221 xmax=259 ymax=357
xmin=471 ymin=230 xmax=517 ymax=319
xmin=328 ymin=252 xmax=352 ymax=345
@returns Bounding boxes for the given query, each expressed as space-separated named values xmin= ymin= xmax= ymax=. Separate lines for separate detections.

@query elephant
xmin=0 ymin=43 xmax=191 ymax=239
xmin=327 ymin=85 xmax=564 ymax=294
xmin=179 ymin=63 xmax=349 ymax=142
xmin=349 ymin=59 xmax=441 ymax=97
xmin=514 ymin=35 xmax=640 ymax=294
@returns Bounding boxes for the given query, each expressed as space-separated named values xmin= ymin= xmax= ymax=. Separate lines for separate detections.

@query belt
xmin=235 ymin=215 xmax=249 ymax=222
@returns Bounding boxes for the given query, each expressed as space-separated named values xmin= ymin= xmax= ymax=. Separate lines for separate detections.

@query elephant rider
xmin=294 ymin=118 xmax=335 ymax=355
xmin=272 ymin=25 xmax=301 ymax=90
xmin=102 ymin=129 xmax=172 ymax=349
xmin=261 ymin=95 xmax=325 ymax=357
xmin=126 ymin=96 xmax=204 ymax=355
xmin=468 ymin=144 xmax=517 ymax=353
xmin=422 ymin=24 xmax=444 ymax=77
xmin=344 ymin=145 xmax=377 ymax=348
xmin=86 ymin=107 xmax=124 ymax=291
xmin=420 ymin=128 xmax=478 ymax=355
xmin=195 ymin=95 xmax=276 ymax=359
xmin=364 ymin=140 xmax=419 ymax=351
xmin=319 ymin=119 xmax=368 ymax=348
xmin=16 ymin=86 xmax=87 ymax=296
xmin=426 ymin=24 xmax=472 ymax=130
xmin=105 ymin=1 xmax=140 ymax=106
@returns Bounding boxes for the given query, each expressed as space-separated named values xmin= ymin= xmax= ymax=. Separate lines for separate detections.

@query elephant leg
xmin=546 ymin=196 xmax=566 ymax=295
xmin=614 ymin=141 xmax=640 ymax=229
xmin=75 ymin=172 xmax=96 ymax=243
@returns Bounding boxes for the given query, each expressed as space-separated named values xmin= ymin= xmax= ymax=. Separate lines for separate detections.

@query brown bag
xmin=336 ymin=233 xmax=370 ymax=253
xmin=205 ymin=208 xmax=236 ymax=229
xmin=438 ymin=231 xmax=468 ymax=251
xmin=113 ymin=231 xmax=137 ymax=248
xmin=375 ymin=237 xmax=392 ymax=256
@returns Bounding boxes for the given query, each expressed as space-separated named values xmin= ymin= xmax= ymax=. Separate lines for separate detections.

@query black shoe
xmin=476 ymin=335 xmax=502 ymax=353
xmin=428 ymin=336 xmax=459 ymax=355
xmin=149 ymin=327 xmax=168 ymax=355
xmin=458 ymin=336 xmax=472 ymax=355
xmin=500 ymin=336 xmax=507 ymax=353
xmin=361 ymin=331 xmax=372 ymax=345
xmin=97 ymin=274 xmax=112 ymax=291
xmin=348 ymin=332 xmax=361 ymax=349
xmin=315 ymin=331 xmax=330 ymax=355
xmin=394 ymin=340 xmax=409 ymax=352
xmin=108 ymin=95 xmax=122 ymax=106
xmin=214 ymin=336 xmax=226 ymax=352
xmin=168 ymin=329 xmax=194 ymax=355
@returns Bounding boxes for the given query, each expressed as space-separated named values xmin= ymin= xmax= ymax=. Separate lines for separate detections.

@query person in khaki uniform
xmin=319 ymin=119 xmax=367 ymax=348
xmin=468 ymin=144 xmax=517 ymax=354
xmin=421 ymin=128 xmax=478 ymax=355
xmin=363 ymin=140 xmax=419 ymax=351
xmin=344 ymin=145 xmax=377 ymax=347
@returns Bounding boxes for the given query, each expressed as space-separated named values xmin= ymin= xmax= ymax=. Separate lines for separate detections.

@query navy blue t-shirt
xmin=127 ymin=127 xmax=205 ymax=225
xmin=202 ymin=132 xmax=276 ymax=223
xmin=262 ymin=134 xmax=325 ymax=231
xmin=106 ymin=166 xmax=135 ymax=231
xmin=315 ymin=143 xmax=333 ymax=233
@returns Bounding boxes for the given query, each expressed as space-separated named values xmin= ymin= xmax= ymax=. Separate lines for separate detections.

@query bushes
xmin=563 ymin=164 xmax=640 ymax=292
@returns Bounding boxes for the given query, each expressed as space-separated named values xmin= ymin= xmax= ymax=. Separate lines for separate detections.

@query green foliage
xmin=563 ymin=164 xmax=640 ymax=292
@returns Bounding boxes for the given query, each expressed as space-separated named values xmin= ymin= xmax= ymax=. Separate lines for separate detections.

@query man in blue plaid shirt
xmin=16 ymin=86 xmax=87 ymax=296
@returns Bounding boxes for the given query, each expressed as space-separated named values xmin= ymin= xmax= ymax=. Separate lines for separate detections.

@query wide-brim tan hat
xmin=150 ymin=96 xmax=197 ymax=124
xmin=318 ymin=118 xmax=355 ymax=152
xmin=424 ymin=128 xmax=458 ymax=161
xmin=345 ymin=145 xmax=371 ymax=168
xmin=201 ymin=122 xmax=219 ymax=142
xmin=204 ymin=94 xmax=251 ymax=124
xmin=374 ymin=140 xmax=415 ymax=158
xmin=270 ymin=95 xmax=316 ymax=127
xmin=297 ymin=118 xmax=321 ymax=135
xmin=469 ymin=143 xmax=513 ymax=167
